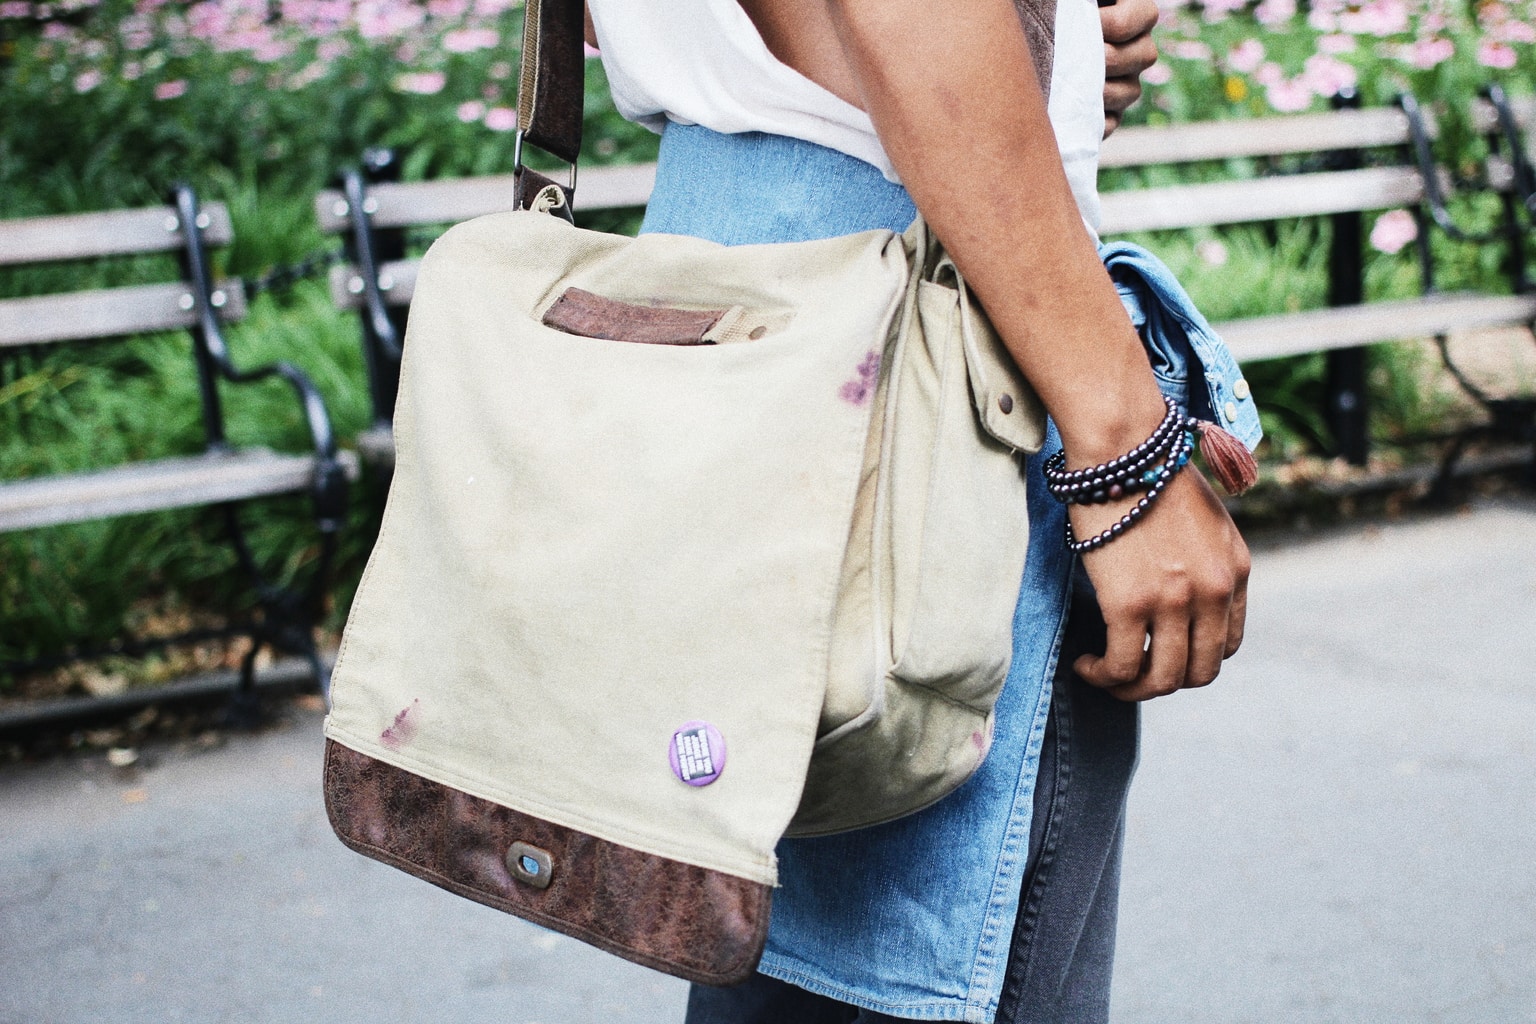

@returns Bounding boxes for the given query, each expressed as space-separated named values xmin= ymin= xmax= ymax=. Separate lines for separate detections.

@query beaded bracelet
xmin=1063 ymin=424 xmax=1195 ymax=553
xmin=1044 ymin=396 xmax=1187 ymax=506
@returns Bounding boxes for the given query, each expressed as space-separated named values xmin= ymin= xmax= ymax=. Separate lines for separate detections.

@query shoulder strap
xmin=515 ymin=0 xmax=586 ymax=201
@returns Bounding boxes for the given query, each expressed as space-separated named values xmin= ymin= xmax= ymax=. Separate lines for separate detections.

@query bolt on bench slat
xmin=0 ymin=280 xmax=248 ymax=348
xmin=0 ymin=204 xmax=234 ymax=266
xmin=0 ymin=449 xmax=359 ymax=533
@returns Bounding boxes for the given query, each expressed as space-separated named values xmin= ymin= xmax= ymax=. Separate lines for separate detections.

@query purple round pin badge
xmin=669 ymin=721 xmax=726 ymax=787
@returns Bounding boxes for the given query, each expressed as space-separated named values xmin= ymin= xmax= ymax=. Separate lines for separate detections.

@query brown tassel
xmin=1195 ymin=421 xmax=1259 ymax=496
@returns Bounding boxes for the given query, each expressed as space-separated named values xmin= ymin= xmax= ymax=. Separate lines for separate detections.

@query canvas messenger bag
xmin=323 ymin=0 xmax=1060 ymax=985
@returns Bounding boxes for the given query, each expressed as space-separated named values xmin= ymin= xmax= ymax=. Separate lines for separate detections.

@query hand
xmin=1070 ymin=468 xmax=1251 ymax=701
xmin=1101 ymin=0 xmax=1160 ymax=137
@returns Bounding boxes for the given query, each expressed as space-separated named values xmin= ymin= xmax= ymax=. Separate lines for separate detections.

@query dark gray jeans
xmin=685 ymin=596 xmax=1139 ymax=1024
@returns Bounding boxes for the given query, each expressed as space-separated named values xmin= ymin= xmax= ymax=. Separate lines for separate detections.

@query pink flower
xmin=1265 ymin=78 xmax=1314 ymax=112
xmin=1141 ymin=61 xmax=1174 ymax=85
xmin=443 ymin=27 xmax=499 ymax=52
xmin=1338 ymin=0 xmax=1409 ymax=36
xmin=1478 ymin=40 xmax=1518 ymax=67
xmin=1200 ymin=0 xmax=1246 ymax=20
xmin=473 ymin=0 xmax=513 ymax=15
xmin=73 ymin=68 xmax=102 ymax=92
xmin=1307 ymin=0 xmax=1341 ymax=32
xmin=0 ymin=1 xmax=31 ymax=17
xmin=1255 ymin=60 xmax=1285 ymax=86
xmin=488 ymin=60 xmax=512 ymax=79
xmin=1409 ymin=36 xmax=1455 ymax=68
xmin=394 ymin=70 xmax=447 ymax=94
xmin=456 ymin=99 xmax=485 ymax=122
xmin=1197 ymin=239 xmax=1229 ymax=266
xmin=1500 ymin=20 xmax=1536 ymax=43
xmin=1254 ymin=0 xmax=1296 ymax=26
xmin=1302 ymin=53 xmax=1358 ymax=96
xmin=1172 ymin=40 xmax=1213 ymax=59
xmin=1318 ymin=33 xmax=1357 ymax=53
xmin=154 ymin=78 xmax=187 ymax=100
xmin=1369 ymin=209 xmax=1417 ymax=254
xmin=121 ymin=60 xmax=142 ymax=79
xmin=1227 ymin=38 xmax=1265 ymax=72
xmin=584 ymin=41 xmax=601 ymax=58
xmin=483 ymin=106 xmax=517 ymax=131
xmin=316 ymin=37 xmax=349 ymax=60
xmin=427 ymin=0 xmax=467 ymax=16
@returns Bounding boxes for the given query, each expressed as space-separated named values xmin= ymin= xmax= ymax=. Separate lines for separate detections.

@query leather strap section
xmin=512 ymin=167 xmax=574 ymax=212
xmin=543 ymin=288 xmax=729 ymax=346
xmin=1015 ymin=0 xmax=1058 ymax=99
xmin=517 ymin=0 xmax=586 ymax=165
xmin=323 ymin=740 xmax=771 ymax=986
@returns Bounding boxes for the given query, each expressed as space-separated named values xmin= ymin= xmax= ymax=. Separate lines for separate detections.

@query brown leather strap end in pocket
xmin=542 ymin=287 xmax=730 ymax=346
xmin=323 ymin=740 xmax=771 ymax=986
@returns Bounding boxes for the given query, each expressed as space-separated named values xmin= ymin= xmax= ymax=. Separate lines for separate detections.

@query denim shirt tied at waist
xmin=759 ymin=241 xmax=1260 ymax=1024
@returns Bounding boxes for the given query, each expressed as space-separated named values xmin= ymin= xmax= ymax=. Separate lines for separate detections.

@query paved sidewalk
xmin=3 ymin=499 xmax=1533 ymax=1024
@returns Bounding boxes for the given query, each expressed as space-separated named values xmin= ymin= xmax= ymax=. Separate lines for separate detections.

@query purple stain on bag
xmin=838 ymin=350 xmax=881 ymax=406
xmin=380 ymin=699 xmax=420 ymax=749
xmin=669 ymin=721 xmax=726 ymax=786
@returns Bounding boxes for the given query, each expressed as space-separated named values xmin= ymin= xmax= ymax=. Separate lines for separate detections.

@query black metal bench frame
xmin=0 ymin=184 xmax=354 ymax=718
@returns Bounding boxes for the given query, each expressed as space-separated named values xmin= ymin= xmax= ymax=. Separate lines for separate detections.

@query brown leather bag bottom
xmin=323 ymin=739 xmax=772 ymax=985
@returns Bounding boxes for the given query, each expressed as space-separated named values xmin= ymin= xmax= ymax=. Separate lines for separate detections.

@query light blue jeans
xmin=645 ymin=123 xmax=1136 ymax=1024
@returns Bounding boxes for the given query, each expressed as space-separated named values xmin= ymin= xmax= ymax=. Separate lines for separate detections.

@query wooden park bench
xmin=1099 ymin=97 xmax=1536 ymax=467
xmin=321 ymin=96 xmax=1535 ymax=470
xmin=0 ymin=184 xmax=357 ymax=713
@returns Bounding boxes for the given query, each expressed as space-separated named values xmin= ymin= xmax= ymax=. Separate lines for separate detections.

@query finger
xmin=1124 ymin=612 xmax=1190 ymax=700
xmin=1104 ymin=76 xmax=1144 ymax=118
xmin=1105 ymin=34 xmax=1159 ymax=80
xmin=1225 ymin=558 xmax=1250 ymax=658
xmin=1186 ymin=591 xmax=1231 ymax=687
xmin=1074 ymin=612 xmax=1149 ymax=689
xmin=1103 ymin=112 xmax=1123 ymax=139
xmin=1100 ymin=0 xmax=1159 ymax=44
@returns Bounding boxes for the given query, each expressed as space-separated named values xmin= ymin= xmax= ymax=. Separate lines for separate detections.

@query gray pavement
xmin=3 ymin=498 xmax=1534 ymax=1024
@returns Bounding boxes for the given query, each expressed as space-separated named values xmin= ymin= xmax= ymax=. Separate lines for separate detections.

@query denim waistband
xmin=640 ymin=122 xmax=917 ymax=244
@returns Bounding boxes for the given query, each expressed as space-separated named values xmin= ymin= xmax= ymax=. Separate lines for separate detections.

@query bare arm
xmin=820 ymin=0 xmax=1248 ymax=699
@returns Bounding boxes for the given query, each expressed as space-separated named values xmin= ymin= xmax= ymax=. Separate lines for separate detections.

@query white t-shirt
xmin=586 ymin=0 xmax=1106 ymax=231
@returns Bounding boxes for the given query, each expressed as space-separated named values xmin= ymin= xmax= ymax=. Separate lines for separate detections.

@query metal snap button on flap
xmin=507 ymin=841 xmax=553 ymax=889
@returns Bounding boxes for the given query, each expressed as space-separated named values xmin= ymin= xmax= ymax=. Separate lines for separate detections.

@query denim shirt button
xmin=1223 ymin=401 xmax=1239 ymax=423
xmin=1233 ymin=378 xmax=1251 ymax=400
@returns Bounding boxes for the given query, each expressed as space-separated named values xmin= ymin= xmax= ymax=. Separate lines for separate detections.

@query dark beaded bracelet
xmin=1062 ymin=426 xmax=1194 ymax=553
xmin=1043 ymin=395 xmax=1178 ymax=493
xmin=1045 ymin=398 xmax=1200 ymax=506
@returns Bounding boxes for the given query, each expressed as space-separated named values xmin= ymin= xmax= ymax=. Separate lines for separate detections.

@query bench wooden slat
xmin=1100 ymin=107 xmax=1422 ymax=169
xmin=356 ymin=425 xmax=396 ymax=466
xmin=1100 ymin=166 xmax=1428 ymax=234
xmin=1470 ymin=94 xmax=1536 ymax=134
xmin=1217 ymin=292 xmax=1536 ymax=363
xmin=329 ymin=260 xmax=419 ymax=311
xmin=0 ymin=205 xmax=234 ymax=267
xmin=314 ymin=163 xmax=657 ymax=233
xmin=0 ymin=448 xmax=361 ymax=532
xmin=0 ymin=280 xmax=248 ymax=348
